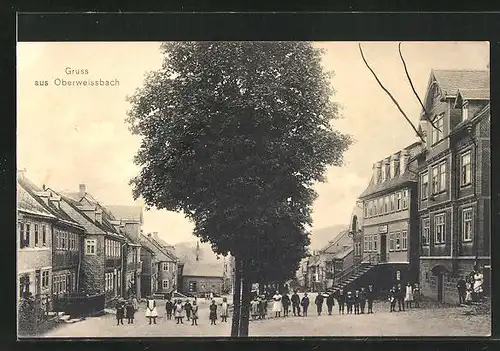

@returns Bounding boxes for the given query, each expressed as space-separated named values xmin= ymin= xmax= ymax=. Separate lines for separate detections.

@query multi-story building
xmin=19 ymin=178 xmax=85 ymax=298
xmin=415 ymin=69 xmax=490 ymax=303
xmin=139 ymin=244 xmax=159 ymax=298
xmin=60 ymin=185 xmax=126 ymax=305
xmin=140 ymin=232 xmax=178 ymax=296
xmin=17 ymin=173 xmax=55 ymax=301
xmin=107 ymin=206 xmax=144 ymax=299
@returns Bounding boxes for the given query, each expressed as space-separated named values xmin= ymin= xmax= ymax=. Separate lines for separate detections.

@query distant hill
xmin=309 ymin=224 xmax=348 ymax=251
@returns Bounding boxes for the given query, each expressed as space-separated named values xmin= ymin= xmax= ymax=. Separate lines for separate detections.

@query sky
xmin=17 ymin=41 xmax=489 ymax=246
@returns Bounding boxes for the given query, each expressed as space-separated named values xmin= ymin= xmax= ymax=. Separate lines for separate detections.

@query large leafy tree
xmin=127 ymin=41 xmax=351 ymax=336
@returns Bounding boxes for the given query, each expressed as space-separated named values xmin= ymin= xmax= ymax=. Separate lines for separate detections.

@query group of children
xmin=388 ymin=282 xmax=421 ymax=312
xmin=164 ymin=297 xmax=230 ymax=326
xmin=115 ymin=296 xmax=139 ymax=325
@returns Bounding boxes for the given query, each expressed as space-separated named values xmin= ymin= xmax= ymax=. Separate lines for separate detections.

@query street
xmin=42 ymin=297 xmax=490 ymax=337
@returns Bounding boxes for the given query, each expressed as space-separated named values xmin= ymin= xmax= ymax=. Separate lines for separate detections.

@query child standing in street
xmin=116 ymin=299 xmax=125 ymax=326
xmin=389 ymin=287 xmax=397 ymax=312
xmin=345 ymin=291 xmax=354 ymax=314
xmin=209 ymin=300 xmax=218 ymax=325
xmin=354 ymin=290 xmax=360 ymax=315
xmin=165 ymin=299 xmax=173 ymax=320
xmin=191 ymin=300 xmax=199 ymax=326
xmin=220 ymin=297 xmax=229 ymax=322
xmin=126 ymin=299 xmax=135 ymax=324
xmin=184 ymin=300 xmax=193 ymax=321
xmin=366 ymin=285 xmax=375 ymax=314
xmin=301 ymin=292 xmax=310 ymax=317
xmin=174 ymin=299 xmax=184 ymax=324
xmin=405 ymin=282 xmax=414 ymax=309
xmin=335 ymin=289 xmax=345 ymax=315
xmin=413 ymin=284 xmax=421 ymax=308
xmin=145 ymin=297 xmax=158 ymax=325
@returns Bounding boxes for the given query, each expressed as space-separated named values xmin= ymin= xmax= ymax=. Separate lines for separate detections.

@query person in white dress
xmin=473 ymin=270 xmax=484 ymax=300
xmin=145 ymin=297 xmax=158 ymax=324
xmin=404 ymin=282 xmax=414 ymax=309
xmin=272 ymin=291 xmax=282 ymax=318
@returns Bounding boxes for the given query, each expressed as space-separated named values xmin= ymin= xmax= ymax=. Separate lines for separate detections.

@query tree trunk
xmin=239 ymin=259 xmax=251 ymax=337
xmin=230 ymin=256 xmax=242 ymax=337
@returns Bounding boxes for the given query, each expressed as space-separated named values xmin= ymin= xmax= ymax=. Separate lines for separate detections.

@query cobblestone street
xmin=42 ymin=298 xmax=490 ymax=337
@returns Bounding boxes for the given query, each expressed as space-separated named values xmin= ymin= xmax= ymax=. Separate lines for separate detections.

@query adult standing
xmin=209 ymin=300 xmax=218 ymax=325
xmin=366 ymin=285 xmax=375 ymax=313
xmin=251 ymin=296 xmax=260 ymax=320
xmin=345 ymin=291 xmax=354 ymax=314
xmin=473 ymin=269 xmax=484 ymax=301
xmin=359 ymin=287 xmax=367 ymax=314
xmin=396 ymin=284 xmax=405 ymax=312
xmin=456 ymin=276 xmax=467 ymax=305
xmin=301 ymin=292 xmax=310 ymax=317
xmin=335 ymin=289 xmax=345 ymax=315
xmin=291 ymin=291 xmax=301 ymax=316
xmin=272 ymin=291 xmax=283 ymax=318
xmin=405 ymin=282 xmax=414 ymax=309
xmin=282 ymin=293 xmax=291 ymax=317
xmin=191 ymin=300 xmax=199 ymax=326
xmin=145 ymin=297 xmax=158 ymax=324
xmin=412 ymin=284 xmax=421 ymax=308
xmin=353 ymin=290 xmax=360 ymax=315
xmin=326 ymin=291 xmax=335 ymax=315
xmin=388 ymin=286 xmax=397 ymax=312
xmin=184 ymin=300 xmax=193 ymax=321
xmin=315 ymin=292 xmax=324 ymax=316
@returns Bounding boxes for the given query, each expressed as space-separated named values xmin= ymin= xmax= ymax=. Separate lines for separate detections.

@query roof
xmin=456 ymin=88 xmax=490 ymax=101
xmin=140 ymin=234 xmax=177 ymax=262
xmin=358 ymin=142 xmax=422 ymax=199
xmin=432 ymin=70 xmax=489 ymax=98
xmin=333 ymin=247 xmax=353 ymax=260
xmin=17 ymin=177 xmax=82 ymax=229
xmin=17 ymin=179 xmax=55 ymax=219
xmin=453 ymin=102 xmax=491 ymax=135
xmin=320 ymin=230 xmax=350 ymax=253
xmin=182 ymin=260 xmax=224 ymax=278
xmin=106 ymin=205 xmax=143 ymax=224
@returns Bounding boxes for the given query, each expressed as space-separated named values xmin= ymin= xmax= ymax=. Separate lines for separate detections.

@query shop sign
xmin=379 ymin=225 xmax=388 ymax=234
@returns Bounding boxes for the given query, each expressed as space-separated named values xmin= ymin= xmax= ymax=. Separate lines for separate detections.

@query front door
xmin=437 ymin=273 xmax=444 ymax=302
xmin=380 ymin=235 xmax=387 ymax=263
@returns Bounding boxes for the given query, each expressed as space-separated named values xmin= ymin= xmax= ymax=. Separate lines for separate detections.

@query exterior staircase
xmin=332 ymin=253 xmax=378 ymax=291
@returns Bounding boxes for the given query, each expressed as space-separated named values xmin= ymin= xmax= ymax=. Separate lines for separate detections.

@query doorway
xmin=380 ymin=235 xmax=387 ymax=263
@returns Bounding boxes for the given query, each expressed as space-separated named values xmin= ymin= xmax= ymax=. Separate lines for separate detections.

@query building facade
xmin=416 ymin=69 xmax=490 ymax=303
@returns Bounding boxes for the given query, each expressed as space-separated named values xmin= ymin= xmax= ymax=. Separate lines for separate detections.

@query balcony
xmin=53 ymin=250 xmax=79 ymax=269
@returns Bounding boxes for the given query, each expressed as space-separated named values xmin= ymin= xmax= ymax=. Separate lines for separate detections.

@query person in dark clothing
xmin=301 ymin=293 xmax=310 ymax=316
xmin=326 ymin=292 xmax=335 ymax=315
xmin=389 ymin=286 xmax=397 ymax=312
xmin=209 ymin=300 xmax=218 ymax=325
xmin=184 ymin=300 xmax=193 ymax=321
xmin=291 ymin=291 xmax=301 ymax=316
xmin=354 ymin=290 xmax=360 ymax=315
xmin=282 ymin=293 xmax=291 ymax=317
xmin=258 ymin=296 xmax=267 ymax=320
xmin=366 ymin=285 xmax=375 ymax=314
xmin=457 ymin=277 xmax=467 ymax=305
xmin=359 ymin=287 xmax=367 ymax=314
xmin=345 ymin=291 xmax=354 ymax=314
xmin=396 ymin=284 xmax=405 ymax=311
xmin=165 ymin=299 xmax=174 ymax=320
xmin=315 ymin=293 xmax=324 ymax=316
xmin=116 ymin=300 xmax=125 ymax=325
xmin=126 ymin=299 xmax=135 ymax=324
xmin=335 ymin=289 xmax=345 ymax=315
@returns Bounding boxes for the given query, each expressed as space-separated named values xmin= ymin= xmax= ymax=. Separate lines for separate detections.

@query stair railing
xmin=333 ymin=253 xmax=376 ymax=288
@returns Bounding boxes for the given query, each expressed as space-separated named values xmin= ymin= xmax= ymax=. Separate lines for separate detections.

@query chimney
xmin=79 ymin=184 xmax=86 ymax=198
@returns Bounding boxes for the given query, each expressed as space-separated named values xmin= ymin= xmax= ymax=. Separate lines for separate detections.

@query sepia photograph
xmin=16 ymin=41 xmax=491 ymax=338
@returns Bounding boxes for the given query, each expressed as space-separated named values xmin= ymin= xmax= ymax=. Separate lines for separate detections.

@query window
xmin=117 ymin=271 xmax=121 ymax=290
xmin=25 ymin=224 xmax=31 ymax=248
xmin=396 ymin=192 xmax=402 ymax=210
xmin=85 ymin=239 xmax=96 ymax=255
xmin=34 ymin=224 xmax=39 ymax=246
xmin=431 ymin=166 xmax=439 ymax=194
xmin=373 ymin=235 xmax=378 ymax=252
xmin=373 ymin=200 xmax=377 ymax=216
xmin=390 ymin=194 xmax=395 ymax=211
xmin=384 ymin=196 xmax=389 ymax=213
xmin=402 ymin=189 xmax=409 ymax=209
xmin=422 ymin=218 xmax=430 ymax=246
xmin=188 ymin=281 xmax=197 ymax=293
xmin=42 ymin=225 xmax=47 ymax=246
xmin=395 ymin=232 xmax=401 ymax=251
xmin=421 ymin=172 xmax=429 ymax=200
xmin=462 ymin=103 xmax=469 ymax=121
xmin=364 ymin=203 xmax=368 ymax=218
xmin=42 ymin=271 xmax=49 ymax=288
xmin=163 ymin=262 xmax=168 ymax=271
xmin=431 ymin=114 xmax=444 ymax=144
xmin=62 ymin=232 xmax=66 ymax=250
xmin=462 ymin=208 xmax=473 ymax=242
xmin=461 ymin=152 xmax=471 ymax=186
xmin=402 ymin=230 xmax=408 ymax=250
xmin=389 ymin=233 xmax=395 ymax=251
xmin=439 ymin=162 xmax=447 ymax=191
xmin=363 ymin=236 xmax=368 ymax=252
xmin=368 ymin=236 xmax=373 ymax=251
xmin=434 ymin=214 xmax=445 ymax=244
xmin=19 ymin=223 xmax=27 ymax=248
xmin=163 ymin=280 xmax=169 ymax=289
xmin=378 ymin=198 xmax=383 ymax=215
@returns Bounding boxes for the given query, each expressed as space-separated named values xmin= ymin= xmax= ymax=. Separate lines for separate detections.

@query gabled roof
xmin=17 ymin=178 xmax=55 ymax=219
xmin=333 ymin=247 xmax=353 ymax=260
xmin=319 ymin=230 xmax=350 ymax=253
xmin=432 ymin=70 xmax=489 ymax=98
xmin=106 ymin=205 xmax=143 ymax=224
xmin=140 ymin=234 xmax=177 ymax=262
xmin=17 ymin=176 xmax=82 ymax=230
xmin=182 ymin=260 xmax=224 ymax=278
xmin=456 ymin=88 xmax=490 ymax=101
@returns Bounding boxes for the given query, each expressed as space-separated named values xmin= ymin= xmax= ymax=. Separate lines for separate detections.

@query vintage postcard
xmin=16 ymin=41 xmax=490 ymax=338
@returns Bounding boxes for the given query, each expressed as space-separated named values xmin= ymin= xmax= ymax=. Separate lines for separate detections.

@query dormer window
xmin=462 ymin=102 xmax=469 ymax=121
